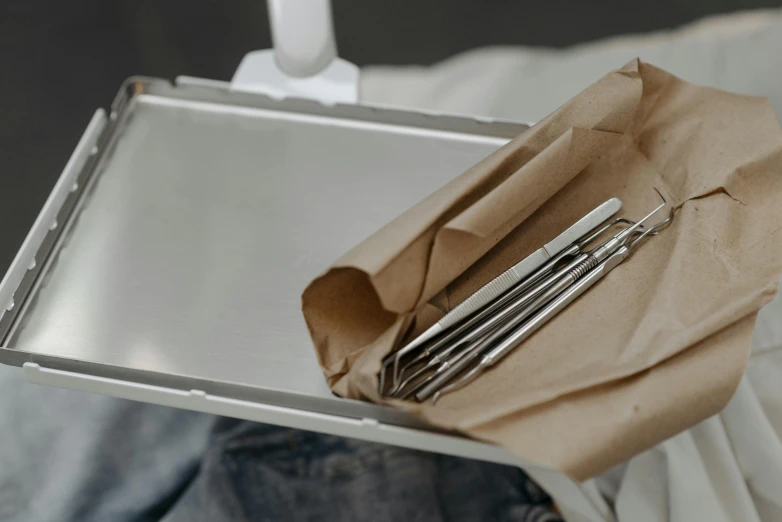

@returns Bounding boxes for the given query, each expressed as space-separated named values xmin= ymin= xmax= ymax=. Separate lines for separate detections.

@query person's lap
xmin=0 ymin=364 xmax=561 ymax=521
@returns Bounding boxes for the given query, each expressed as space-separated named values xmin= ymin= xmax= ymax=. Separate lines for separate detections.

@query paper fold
xmin=302 ymin=59 xmax=782 ymax=479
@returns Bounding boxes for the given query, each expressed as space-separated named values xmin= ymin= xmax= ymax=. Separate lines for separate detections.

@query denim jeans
xmin=162 ymin=419 xmax=563 ymax=522
xmin=0 ymin=366 xmax=561 ymax=522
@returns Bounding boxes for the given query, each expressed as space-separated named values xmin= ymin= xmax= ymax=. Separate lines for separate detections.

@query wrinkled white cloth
xmin=360 ymin=9 xmax=782 ymax=522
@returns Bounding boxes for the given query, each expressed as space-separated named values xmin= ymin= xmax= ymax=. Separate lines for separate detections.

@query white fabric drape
xmin=360 ymin=9 xmax=782 ymax=521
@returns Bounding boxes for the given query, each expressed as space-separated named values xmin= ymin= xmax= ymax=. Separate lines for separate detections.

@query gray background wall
xmin=1 ymin=0 xmax=778 ymax=274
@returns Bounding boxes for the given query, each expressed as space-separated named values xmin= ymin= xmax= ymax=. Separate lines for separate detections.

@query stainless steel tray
xmin=1 ymin=77 xmax=617 ymax=516
xmin=0 ymin=76 xmax=539 ymax=458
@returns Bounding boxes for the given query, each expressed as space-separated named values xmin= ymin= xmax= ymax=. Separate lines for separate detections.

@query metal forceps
xmin=379 ymin=198 xmax=625 ymax=395
xmin=388 ymin=215 xmax=643 ymax=397
xmin=389 ymin=226 xmax=635 ymax=400
xmin=379 ymin=198 xmax=623 ymax=394
xmin=418 ymin=192 xmax=674 ymax=403
xmin=383 ymin=193 xmax=671 ymax=400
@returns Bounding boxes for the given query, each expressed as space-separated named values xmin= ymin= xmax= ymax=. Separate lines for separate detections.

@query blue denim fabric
xmin=0 ymin=365 xmax=216 ymax=522
xmin=1 ymin=366 xmax=562 ymax=522
xmin=162 ymin=419 xmax=563 ymax=522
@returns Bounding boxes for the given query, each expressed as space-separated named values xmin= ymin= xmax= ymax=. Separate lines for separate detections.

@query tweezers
xmin=380 ymin=197 xmax=623 ymax=392
xmin=417 ymin=192 xmax=673 ymax=402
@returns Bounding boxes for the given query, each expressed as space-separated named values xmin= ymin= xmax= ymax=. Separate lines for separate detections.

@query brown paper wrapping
xmin=302 ymin=59 xmax=782 ymax=479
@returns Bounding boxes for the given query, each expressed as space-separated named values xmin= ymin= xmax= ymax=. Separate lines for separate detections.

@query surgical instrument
xmin=414 ymin=191 xmax=673 ymax=402
xmin=388 ymin=222 xmax=649 ymax=399
xmin=430 ymin=212 xmax=673 ymax=403
xmin=380 ymin=198 xmax=623 ymax=392
xmin=387 ymin=215 xmax=654 ymax=398
xmin=385 ymin=215 xmax=644 ymax=397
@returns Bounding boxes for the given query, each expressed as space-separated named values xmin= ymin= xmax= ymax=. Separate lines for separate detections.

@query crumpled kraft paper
xmin=301 ymin=59 xmax=782 ymax=479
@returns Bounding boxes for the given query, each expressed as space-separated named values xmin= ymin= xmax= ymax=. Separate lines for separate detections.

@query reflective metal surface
xmin=4 ymin=81 xmax=522 ymax=423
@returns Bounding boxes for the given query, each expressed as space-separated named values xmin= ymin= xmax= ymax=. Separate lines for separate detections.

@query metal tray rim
xmin=0 ymin=76 xmax=529 ymax=432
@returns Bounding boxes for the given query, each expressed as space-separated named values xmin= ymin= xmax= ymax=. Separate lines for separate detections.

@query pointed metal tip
xmin=378 ymin=358 xmax=393 ymax=393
